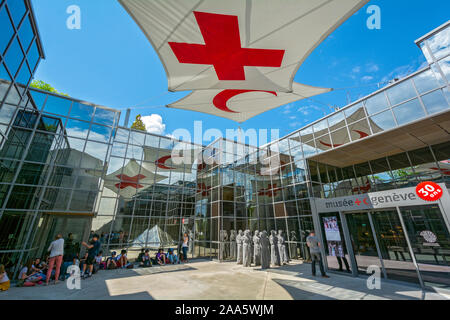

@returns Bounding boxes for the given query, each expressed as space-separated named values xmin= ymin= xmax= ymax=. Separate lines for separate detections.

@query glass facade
xmin=0 ymin=1 xmax=449 ymax=290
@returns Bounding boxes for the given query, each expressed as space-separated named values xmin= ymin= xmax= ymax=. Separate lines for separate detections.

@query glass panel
xmin=43 ymin=95 xmax=72 ymax=116
xmin=69 ymin=102 xmax=94 ymax=121
xmin=365 ymin=93 xmax=388 ymax=115
xmin=88 ymin=124 xmax=112 ymax=143
xmin=0 ymin=7 xmax=14 ymax=55
xmin=401 ymin=205 xmax=450 ymax=289
xmin=15 ymin=61 xmax=30 ymax=85
xmin=413 ymin=69 xmax=440 ymax=94
xmin=66 ymin=119 xmax=90 ymax=139
xmin=346 ymin=212 xmax=383 ymax=275
xmin=0 ymin=103 xmax=16 ymax=125
xmin=393 ymin=99 xmax=426 ymax=125
xmin=4 ymin=36 xmax=24 ymax=78
xmin=421 ymin=89 xmax=449 ymax=115
xmin=426 ymin=27 xmax=450 ymax=60
xmin=7 ymin=0 xmax=27 ymax=27
xmin=18 ymin=14 xmax=33 ymax=50
xmin=0 ymin=62 xmax=12 ymax=81
xmin=386 ymin=80 xmax=417 ymax=106
xmin=27 ymin=40 xmax=40 ymax=71
xmin=93 ymin=107 xmax=116 ymax=126
xmin=327 ymin=111 xmax=345 ymax=130
xmin=370 ymin=110 xmax=396 ymax=134
xmin=438 ymin=56 xmax=450 ymax=82
xmin=348 ymin=119 xmax=370 ymax=142
xmin=371 ymin=210 xmax=419 ymax=285
xmin=344 ymin=103 xmax=365 ymax=124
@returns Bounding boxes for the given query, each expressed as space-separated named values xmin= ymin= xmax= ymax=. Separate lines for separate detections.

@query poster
xmin=323 ymin=216 xmax=342 ymax=242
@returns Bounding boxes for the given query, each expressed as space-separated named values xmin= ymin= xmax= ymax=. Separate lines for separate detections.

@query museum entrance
xmin=341 ymin=205 xmax=450 ymax=289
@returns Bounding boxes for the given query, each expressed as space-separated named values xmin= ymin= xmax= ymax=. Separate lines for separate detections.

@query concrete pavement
xmin=1 ymin=260 xmax=449 ymax=300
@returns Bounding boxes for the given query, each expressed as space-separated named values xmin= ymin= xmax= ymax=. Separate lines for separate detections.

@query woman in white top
xmin=46 ymin=234 xmax=64 ymax=285
xmin=0 ymin=264 xmax=10 ymax=291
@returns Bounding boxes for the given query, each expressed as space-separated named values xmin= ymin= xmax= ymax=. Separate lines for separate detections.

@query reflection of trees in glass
xmin=30 ymin=80 xmax=69 ymax=97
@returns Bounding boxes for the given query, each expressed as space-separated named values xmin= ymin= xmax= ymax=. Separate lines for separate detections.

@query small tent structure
xmin=131 ymin=225 xmax=174 ymax=248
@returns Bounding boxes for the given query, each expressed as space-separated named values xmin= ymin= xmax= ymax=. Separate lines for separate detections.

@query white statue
xmin=242 ymin=230 xmax=252 ymax=267
xmin=269 ymin=230 xmax=281 ymax=266
xmin=260 ymin=231 xmax=270 ymax=269
xmin=236 ymin=230 xmax=244 ymax=264
xmin=253 ymin=230 xmax=261 ymax=266
xmin=230 ymin=230 xmax=237 ymax=260
xmin=278 ymin=230 xmax=289 ymax=265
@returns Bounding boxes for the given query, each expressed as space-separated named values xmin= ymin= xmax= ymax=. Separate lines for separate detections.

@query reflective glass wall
xmin=0 ymin=86 xmax=120 ymax=273
xmin=0 ymin=0 xmax=44 ymax=146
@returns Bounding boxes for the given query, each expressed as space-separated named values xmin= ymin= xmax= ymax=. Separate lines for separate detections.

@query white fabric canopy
xmin=103 ymin=159 xmax=167 ymax=198
xmin=119 ymin=0 xmax=369 ymax=92
xmin=142 ymin=146 xmax=202 ymax=173
xmin=167 ymin=82 xmax=331 ymax=122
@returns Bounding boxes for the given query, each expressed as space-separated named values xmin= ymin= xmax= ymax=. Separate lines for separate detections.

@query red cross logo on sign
xmin=169 ymin=11 xmax=285 ymax=81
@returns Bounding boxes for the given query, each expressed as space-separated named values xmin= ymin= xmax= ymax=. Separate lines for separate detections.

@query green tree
xmin=131 ymin=114 xmax=147 ymax=131
xmin=30 ymin=80 xmax=69 ymax=97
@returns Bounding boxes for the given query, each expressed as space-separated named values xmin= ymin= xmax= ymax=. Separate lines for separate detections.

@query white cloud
xmin=141 ymin=114 xmax=166 ymax=135
xmin=366 ymin=63 xmax=380 ymax=73
xmin=361 ymin=75 xmax=374 ymax=82
xmin=352 ymin=66 xmax=361 ymax=74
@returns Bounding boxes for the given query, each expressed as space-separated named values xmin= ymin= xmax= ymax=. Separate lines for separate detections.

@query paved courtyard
xmin=2 ymin=260 xmax=449 ymax=300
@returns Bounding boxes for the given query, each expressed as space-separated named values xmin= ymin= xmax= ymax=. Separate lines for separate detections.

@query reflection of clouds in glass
xmin=425 ymin=27 xmax=450 ymax=60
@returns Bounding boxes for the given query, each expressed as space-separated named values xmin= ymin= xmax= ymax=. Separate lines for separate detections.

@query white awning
xmin=167 ymin=82 xmax=331 ymax=122
xmin=102 ymin=159 xmax=167 ymax=198
xmin=119 ymin=0 xmax=369 ymax=92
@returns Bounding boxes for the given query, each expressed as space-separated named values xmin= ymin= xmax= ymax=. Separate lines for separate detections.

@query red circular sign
xmin=416 ymin=181 xmax=443 ymax=202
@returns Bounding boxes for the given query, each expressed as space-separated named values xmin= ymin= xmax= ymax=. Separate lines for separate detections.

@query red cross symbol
xmin=115 ymin=174 xmax=146 ymax=189
xmin=352 ymin=182 xmax=371 ymax=194
xmin=197 ymin=183 xmax=211 ymax=197
xmin=258 ymin=184 xmax=282 ymax=197
xmin=168 ymin=11 xmax=285 ymax=81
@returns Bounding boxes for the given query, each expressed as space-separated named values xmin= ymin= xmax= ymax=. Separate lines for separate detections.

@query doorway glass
xmin=370 ymin=210 xmax=420 ymax=285
xmin=400 ymin=205 xmax=450 ymax=289
xmin=346 ymin=212 xmax=383 ymax=275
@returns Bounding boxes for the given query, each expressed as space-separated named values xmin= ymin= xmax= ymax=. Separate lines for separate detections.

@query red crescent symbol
xmin=354 ymin=130 xmax=369 ymax=139
xmin=156 ymin=155 xmax=175 ymax=170
xmin=319 ymin=130 xmax=369 ymax=148
xmin=213 ymin=90 xmax=277 ymax=113
xmin=363 ymin=198 xmax=369 ymax=205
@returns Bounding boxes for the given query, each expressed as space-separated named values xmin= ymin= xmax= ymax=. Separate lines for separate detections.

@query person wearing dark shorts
xmin=81 ymin=234 xmax=101 ymax=278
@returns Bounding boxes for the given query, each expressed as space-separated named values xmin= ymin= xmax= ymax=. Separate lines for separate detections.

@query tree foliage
xmin=30 ymin=80 xmax=69 ymax=97
xmin=131 ymin=114 xmax=147 ymax=131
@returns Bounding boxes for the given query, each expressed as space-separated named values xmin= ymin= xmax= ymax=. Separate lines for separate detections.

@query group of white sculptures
xmin=220 ymin=230 xmax=292 ymax=269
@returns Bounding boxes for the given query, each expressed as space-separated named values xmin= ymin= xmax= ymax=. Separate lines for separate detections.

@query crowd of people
xmin=0 ymin=232 xmax=191 ymax=292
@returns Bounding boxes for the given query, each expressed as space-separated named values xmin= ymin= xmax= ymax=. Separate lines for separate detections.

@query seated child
xmin=106 ymin=252 xmax=118 ymax=270
xmin=156 ymin=249 xmax=166 ymax=265
xmin=142 ymin=249 xmax=152 ymax=268
xmin=167 ymin=248 xmax=179 ymax=264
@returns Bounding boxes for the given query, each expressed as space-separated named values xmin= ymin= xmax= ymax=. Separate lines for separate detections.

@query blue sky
xmin=32 ymin=0 xmax=449 ymax=144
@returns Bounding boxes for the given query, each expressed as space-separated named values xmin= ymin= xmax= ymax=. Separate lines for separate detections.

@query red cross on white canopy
xmin=119 ymin=0 xmax=369 ymax=92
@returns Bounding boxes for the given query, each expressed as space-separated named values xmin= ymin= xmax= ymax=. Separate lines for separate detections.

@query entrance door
xmin=400 ymin=205 xmax=450 ymax=289
xmin=370 ymin=210 xmax=420 ymax=285
xmin=346 ymin=212 xmax=384 ymax=275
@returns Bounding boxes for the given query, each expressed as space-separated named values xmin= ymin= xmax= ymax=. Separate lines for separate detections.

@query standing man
xmin=46 ymin=234 xmax=64 ymax=285
xmin=306 ymin=231 xmax=329 ymax=278
xmin=81 ymin=234 xmax=101 ymax=278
